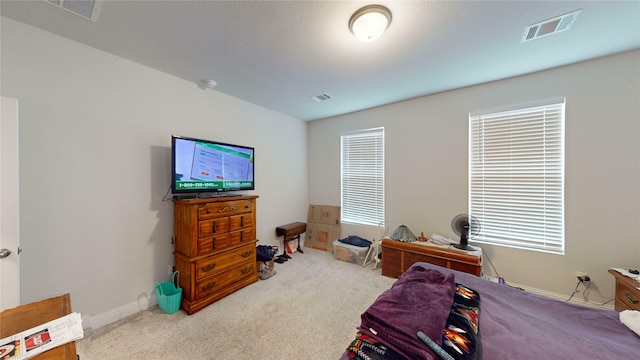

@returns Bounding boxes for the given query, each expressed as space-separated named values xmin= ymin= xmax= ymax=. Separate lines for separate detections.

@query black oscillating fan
xmin=451 ymin=214 xmax=481 ymax=251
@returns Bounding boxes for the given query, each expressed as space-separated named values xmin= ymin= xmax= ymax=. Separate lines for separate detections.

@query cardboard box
xmin=305 ymin=223 xmax=340 ymax=252
xmin=304 ymin=205 xmax=340 ymax=252
xmin=308 ymin=205 xmax=340 ymax=226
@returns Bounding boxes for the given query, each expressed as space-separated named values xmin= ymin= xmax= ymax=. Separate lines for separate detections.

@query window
xmin=469 ymin=99 xmax=565 ymax=254
xmin=341 ymin=127 xmax=385 ymax=226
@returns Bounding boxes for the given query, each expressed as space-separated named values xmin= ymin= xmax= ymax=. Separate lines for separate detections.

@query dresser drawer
xmin=195 ymin=262 xmax=256 ymax=300
xmin=405 ymin=252 xmax=447 ymax=271
xmin=615 ymin=280 xmax=640 ymax=311
xmin=229 ymin=213 xmax=253 ymax=231
xmin=195 ymin=245 xmax=256 ymax=281
xmin=197 ymin=234 xmax=230 ymax=256
xmin=198 ymin=200 xmax=253 ymax=220
xmin=229 ymin=228 xmax=254 ymax=247
xmin=198 ymin=218 xmax=229 ymax=238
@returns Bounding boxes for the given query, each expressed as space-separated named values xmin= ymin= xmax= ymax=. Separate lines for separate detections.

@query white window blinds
xmin=341 ymin=127 xmax=385 ymax=226
xmin=469 ymin=100 xmax=565 ymax=254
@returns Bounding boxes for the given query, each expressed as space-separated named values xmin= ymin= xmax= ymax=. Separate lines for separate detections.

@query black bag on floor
xmin=256 ymin=245 xmax=275 ymax=261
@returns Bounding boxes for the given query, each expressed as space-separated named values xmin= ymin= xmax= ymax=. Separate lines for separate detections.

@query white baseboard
xmin=510 ymin=282 xmax=615 ymax=311
xmin=82 ymin=296 xmax=157 ymax=331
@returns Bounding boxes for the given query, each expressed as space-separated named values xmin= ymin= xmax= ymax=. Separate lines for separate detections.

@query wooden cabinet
xmin=382 ymin=239 xmax=482 ymax=278
xmin=0 ymin=294 xmax=76 ymax=360
xmin=174 ymin=195 xmax=259 ymax=314
xmin=609 ymin=269 xmax=640 ymax=311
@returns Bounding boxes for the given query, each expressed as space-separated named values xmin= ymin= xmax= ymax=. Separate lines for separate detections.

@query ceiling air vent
xmin=45 ymin=0 xmax=103 ymax=22
xmin=310 ymin=92 xmax=333 ymax=102
xmin=522 ymin=9 xmax=581 ymax=42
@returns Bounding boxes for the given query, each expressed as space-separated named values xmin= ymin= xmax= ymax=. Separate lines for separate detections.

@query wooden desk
xmin=0 ymin=294 xmax=77 ymax=359
xmin=382 ymin=239 xmax=482 ymax=278
xmin=608 ymin=269 xmax=640 ymax=311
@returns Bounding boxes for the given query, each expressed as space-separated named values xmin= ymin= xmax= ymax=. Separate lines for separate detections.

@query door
xmin=1 ymin=97 xmax=19 ymax=310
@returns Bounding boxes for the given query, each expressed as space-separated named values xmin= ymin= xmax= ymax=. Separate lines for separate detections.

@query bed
xmin=340 ymin=262 xmax=640 ymax=360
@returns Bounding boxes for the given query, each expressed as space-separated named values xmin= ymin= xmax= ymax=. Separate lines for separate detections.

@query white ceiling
xmin=2 ymin=1 xmax=639 ymax=121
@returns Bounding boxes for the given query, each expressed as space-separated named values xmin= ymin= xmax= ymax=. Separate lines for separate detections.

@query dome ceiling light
xmin=349 ymin=5 xmax=392 ymax=43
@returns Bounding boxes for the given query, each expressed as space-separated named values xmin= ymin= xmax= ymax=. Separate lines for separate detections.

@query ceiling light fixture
xmin=349 ymin=5 xmax=392 ymax=43
xmin=201 ymin=79 xmax=217 ymax=89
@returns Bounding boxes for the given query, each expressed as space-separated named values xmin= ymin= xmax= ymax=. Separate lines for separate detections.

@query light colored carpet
xmin=76 ymin=248 xmax=396 ymax=359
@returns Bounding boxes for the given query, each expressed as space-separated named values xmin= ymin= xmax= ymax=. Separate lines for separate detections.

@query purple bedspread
xmin=421 ymin=263 xmax=640 ymax=359
xmin=341 ymin=263 xmax=640 ymax=360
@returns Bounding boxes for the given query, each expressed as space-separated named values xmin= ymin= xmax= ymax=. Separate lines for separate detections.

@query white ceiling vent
xmin=310 ymin=92 xmax=333 ymax=102
xmin=522 ymin=9 xmax=582 ymax=42
xmin=44 ymin=0 xmax=103 ymax=22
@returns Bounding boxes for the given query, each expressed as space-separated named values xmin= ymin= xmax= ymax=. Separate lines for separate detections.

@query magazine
xmin=0 ymin=312 xmax=83 ymax=360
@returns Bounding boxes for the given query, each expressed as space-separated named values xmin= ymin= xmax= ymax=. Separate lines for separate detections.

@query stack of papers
xmin=0 ymin=312 xmax=83 ymax=360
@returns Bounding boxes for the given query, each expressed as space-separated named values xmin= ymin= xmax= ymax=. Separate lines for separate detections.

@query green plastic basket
xmin=156 ymin=271 xmax=182 ymax=314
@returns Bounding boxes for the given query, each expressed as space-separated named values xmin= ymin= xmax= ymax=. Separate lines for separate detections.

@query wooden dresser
xmin=382 ymin=239 xmax=482 ymax=278
xmin=173 ymin=195 xmax=259 ymax=314
xmin=608 ymin=269 xmax=640 ymax=311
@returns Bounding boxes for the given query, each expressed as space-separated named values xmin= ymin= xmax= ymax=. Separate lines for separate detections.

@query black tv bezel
xmin=171 ymin=135 xmax=255 ymax=196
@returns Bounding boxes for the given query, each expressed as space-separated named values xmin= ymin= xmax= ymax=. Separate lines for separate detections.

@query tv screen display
xmin=172 ymin=135 xmax=254 ymax=195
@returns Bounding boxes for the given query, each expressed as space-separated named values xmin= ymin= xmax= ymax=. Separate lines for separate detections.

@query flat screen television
xmin=171 ymin=135 xmax=255 ymax=196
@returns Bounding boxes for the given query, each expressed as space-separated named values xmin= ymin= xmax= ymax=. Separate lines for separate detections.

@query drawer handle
xmin=212 ymin=239 xmax=216 ymax=249
xmin=219 ymin=206 xmax=239 ymax=213
xmin=241 ymin=217 xmax=244 ymax=227
xmin=625 ymin=293 xmax=639 ymax=304
xmin=202 ymin=282 xmax=216 ymax=291
xmin=201 ymin=263 xmax=216 ymax=272
xmin=241 ymin=267 xmax=252 ymax=274
xmin=213 ymin=222 xmax=216 ymax=233
xmin=241 ymin=251 xmax=252 ymax=258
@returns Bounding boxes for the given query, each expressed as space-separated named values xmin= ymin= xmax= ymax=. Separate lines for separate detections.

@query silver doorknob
xmin=0 ymin=248 xmax=11 ymax=258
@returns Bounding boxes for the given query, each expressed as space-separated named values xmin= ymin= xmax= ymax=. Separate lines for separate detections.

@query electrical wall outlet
xmin=576 ymin=271 xmax=586 ymax=283
xmin=575 ymin=271 xmax=590 ymax=283
xmin=169 ymin=265 xmax=174 ymax=277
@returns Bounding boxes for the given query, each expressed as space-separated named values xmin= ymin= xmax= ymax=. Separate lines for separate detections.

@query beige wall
xmin=1 ymin=17 xmax=309 ymax=324
xmin=2 ymin=13 xmax=638 ymax=326
xmin=308 ymin=50 xmax=640 ymax=300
